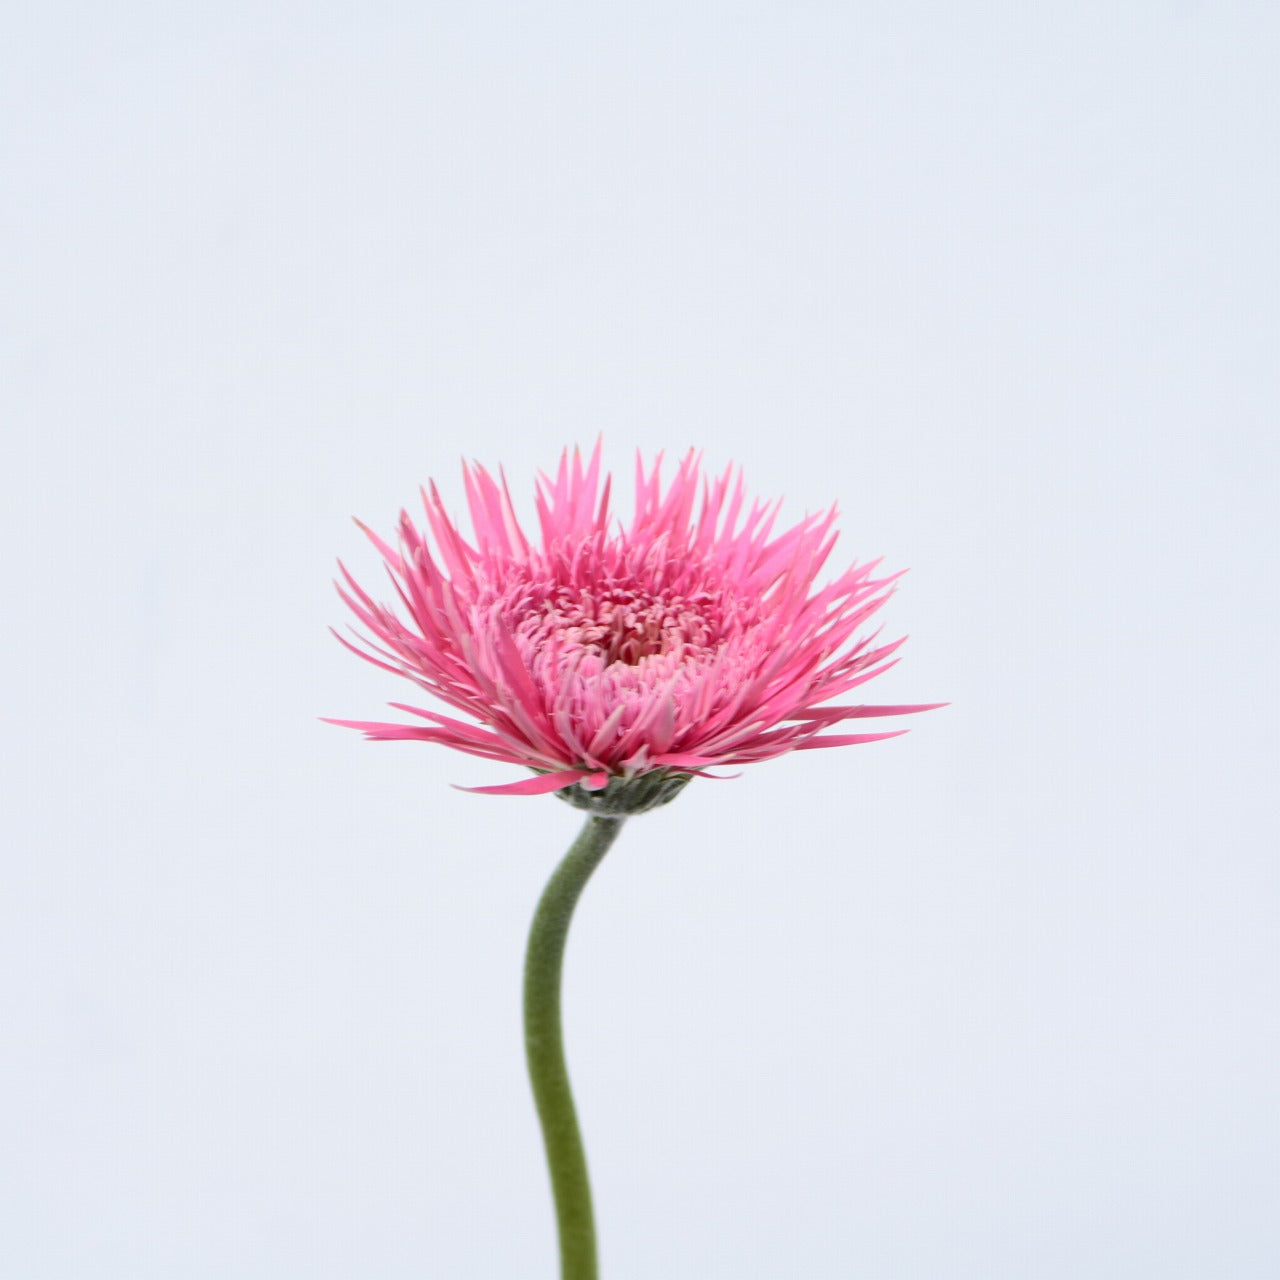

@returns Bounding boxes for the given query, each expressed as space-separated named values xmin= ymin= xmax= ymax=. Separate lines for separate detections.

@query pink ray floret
xmin=327 ymin=445 xmax=941 ymax=794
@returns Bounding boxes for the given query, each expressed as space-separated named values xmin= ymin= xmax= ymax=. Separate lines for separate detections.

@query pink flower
xmin=327 ymin=445 xmax=939 ymax=802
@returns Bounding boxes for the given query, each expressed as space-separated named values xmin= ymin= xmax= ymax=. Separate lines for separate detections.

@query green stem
xmin=524 ymin=814 xmax=626 ymax=1280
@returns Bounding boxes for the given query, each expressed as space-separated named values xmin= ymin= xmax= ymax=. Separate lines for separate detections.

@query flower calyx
xmin=554 ymin=769 xmax=693 ymax=816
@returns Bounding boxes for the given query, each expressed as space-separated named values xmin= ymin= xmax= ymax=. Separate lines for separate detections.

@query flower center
xmin=536 ymin=584 xmax=723 ymax=667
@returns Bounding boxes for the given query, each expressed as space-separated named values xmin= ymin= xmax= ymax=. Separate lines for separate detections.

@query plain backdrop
xmin=3 ymin=4 xmax=1277 ymax=1278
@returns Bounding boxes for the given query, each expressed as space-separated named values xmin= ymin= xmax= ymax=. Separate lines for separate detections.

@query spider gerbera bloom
xmin=326 ymin=445 xmax=939 ymax=1280
xmin=328 ymin=443 xmax=937 ymax=805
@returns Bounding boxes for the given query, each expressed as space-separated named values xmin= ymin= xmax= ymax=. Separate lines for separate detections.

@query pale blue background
xmin=3 ymin=3 xmax=1277 ymax=1277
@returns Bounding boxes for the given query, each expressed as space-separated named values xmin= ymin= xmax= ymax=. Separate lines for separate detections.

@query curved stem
xmin=524 ymin=814 xmax=626 ymax=1280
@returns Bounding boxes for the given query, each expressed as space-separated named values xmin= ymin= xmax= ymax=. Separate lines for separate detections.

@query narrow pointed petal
xmin=455 ymin=770 xmax=593 ymax=796
xmin=789 ymin=702 xmax=949 ymax=722
xmin=793 ymin=730 xmax=910 ymax=749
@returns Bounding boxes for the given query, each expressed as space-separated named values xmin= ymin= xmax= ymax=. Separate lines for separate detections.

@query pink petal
xmin=793 ymin=730 xmax=909 ymax=750
xmin=789 ymin=702 xmax=949 ymax=722
xmin=454 ymin=769 xmax=593 ymax=796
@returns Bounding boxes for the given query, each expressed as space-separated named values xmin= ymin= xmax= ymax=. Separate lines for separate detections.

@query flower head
xmin=327 ymin=445 xmax=938 ymax=805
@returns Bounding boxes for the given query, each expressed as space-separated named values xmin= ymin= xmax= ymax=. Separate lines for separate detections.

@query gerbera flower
xmin=327 ymin=444 xmax=937 ymax=807
xmin=326 ymin=445 xmax=940 ymax=1278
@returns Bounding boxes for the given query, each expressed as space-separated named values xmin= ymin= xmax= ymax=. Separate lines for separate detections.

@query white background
xmin=4 ymin=4 xmax=1277 ymax=1277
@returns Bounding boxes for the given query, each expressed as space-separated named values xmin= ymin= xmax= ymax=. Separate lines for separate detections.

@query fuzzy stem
xmin=524 ymin=814 xmax=625 ymax=1280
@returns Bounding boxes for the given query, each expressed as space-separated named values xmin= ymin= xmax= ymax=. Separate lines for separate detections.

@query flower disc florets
xmin=327 ymin=445 xmax=939 ymax=797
